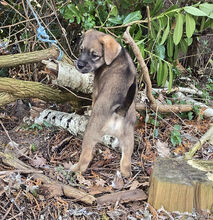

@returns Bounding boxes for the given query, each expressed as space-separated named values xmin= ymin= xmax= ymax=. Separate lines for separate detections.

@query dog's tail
xmin=115 ymin=77 xmax=136 ymax=117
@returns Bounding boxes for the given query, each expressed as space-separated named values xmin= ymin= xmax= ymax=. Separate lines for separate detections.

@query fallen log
xmin=0 ymin=151 xmax=96 ymax=205
xmin=0 ymin=77 xmax=90 ymax=108
xmin=136 ymin=102 xmax=193 ymax=113
xmin=148 ymin=157 xmax=213 ymax=213
xmin=0 ymin=45 xmax=72 ymax=68
xmin=97 ymin=189 xmax=147 ymax=205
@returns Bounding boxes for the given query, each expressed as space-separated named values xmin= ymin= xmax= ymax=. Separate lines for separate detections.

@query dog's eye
xmin=91 ymin=52 xmax=100 ymax=60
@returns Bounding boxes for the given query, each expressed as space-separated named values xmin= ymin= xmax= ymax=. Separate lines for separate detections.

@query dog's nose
xmin=77 ymin=60 xmax=86 ymax=69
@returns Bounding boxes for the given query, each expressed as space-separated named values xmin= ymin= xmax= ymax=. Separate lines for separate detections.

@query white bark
xmin=34 ymin=109 xmax=119 ymax=148
xmin=43 ymin=60 xmax=94 ymax=94
xmin=152 ymin=87 xmax=203 ymax=96
xmin=176 ymin=92 xmax=213 ymax=118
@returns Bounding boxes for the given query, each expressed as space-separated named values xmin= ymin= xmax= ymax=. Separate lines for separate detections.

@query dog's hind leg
xmin=119 ymin=126 xmax=134 ymax=178
xmin=71 ymin=129 xmax=100 ymax=173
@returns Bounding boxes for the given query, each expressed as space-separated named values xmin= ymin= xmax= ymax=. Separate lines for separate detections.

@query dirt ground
xmin=0 ymin=100 xmax=213 ymax=220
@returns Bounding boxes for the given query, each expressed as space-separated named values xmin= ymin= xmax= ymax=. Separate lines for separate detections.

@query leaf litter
xmin=0 ymin=102 xmax=213 ymax=219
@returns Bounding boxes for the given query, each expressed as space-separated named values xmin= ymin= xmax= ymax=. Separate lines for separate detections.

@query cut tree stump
xmin=148 ymin=157 xmax=213 ymax=213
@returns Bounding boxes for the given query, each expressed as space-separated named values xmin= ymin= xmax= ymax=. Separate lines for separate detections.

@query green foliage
xmin=25 ymin=120 xmax=52 ymax=131
xmin=59 ymin=1 xmax=213 ymax=89
xmin=170 ymin=124 xmax=181 ymax=147
xmin=31 ymin=144 xmax=37 ymax=152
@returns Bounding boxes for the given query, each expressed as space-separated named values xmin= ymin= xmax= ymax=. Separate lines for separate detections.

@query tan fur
xmin=73 ymin=30 xmax=137 ymax=177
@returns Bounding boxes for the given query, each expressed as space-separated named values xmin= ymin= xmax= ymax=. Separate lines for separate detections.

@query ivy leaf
xmin=173 ymin=13 xmax=184 ymax=45
xmin=185 ymin=13 xmax=195 ymax=38
xmin=184 ymin=6 xmax=208 ymax=17
xmin=160 ymin=18 xmax=170 ymax=45
xmin=123 ymin=11 xmax=142 ymax=24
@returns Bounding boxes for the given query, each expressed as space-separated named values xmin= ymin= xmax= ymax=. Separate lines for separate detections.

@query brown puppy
xmin=73 ymin=29 xmax=137 ymax=177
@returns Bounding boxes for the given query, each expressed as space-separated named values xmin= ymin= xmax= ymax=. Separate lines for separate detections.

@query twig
xmin=0 ymin=170 xmax=43 ymax=175
xmin=0 ymin=151 xmax=96 ymax=205
xmin=146 ymin=6 xmax=151 ymax=37
xmin=94 ymin=19 xmax=148 ymax=29
xmin=185 ymin=124 xmax=213 ymax=159
xmin=123 ymin=26 xmax=156 ymax=105
xmin=0 ymin=120 xmax=33 ymax=161
xmin=2 ymin=190 xmax=21 ymax=220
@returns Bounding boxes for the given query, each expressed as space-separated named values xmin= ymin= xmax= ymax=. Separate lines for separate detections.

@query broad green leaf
xmin=151 ymin=25 xmax=157 ymax=39
xmin=123 ymin=11 xmax=142 ymax=24
xmin=180 ymin=39 xmax=188 ymax=54
xmin=199 ymin=3 xmax=213 ymax=16
xmin=168 ymin=66 xmax=173 ymax=92
xmin=157 ymin=59 xmax=163 ymax=86
xmin=173 ymin=13 xmax=184 ymax=45
xmin=211 ymin=19 xmax=213 ymax=29
xmin=150 ymin=0 xmax=163 ymax=16
xmin=134 ymin=27 xmax=142 ymax=41
xmin=150 ymin=57 xmax=157 ymax=74
xmin=155 ymin=44 xmax=165 ymax=59
xmin=111 ymin=6 xmax=118 ymax=16
xmin=161 ymin=62 xmax=168 ymax=86
xmin=138 ymin=43 xmax=145 ymax=58
xmin=68 ymin=4 xmax=79 ymax=15
xmin=186 ymin=37 xmax=193 ymax=46
xmin=159 ymin=16 xmax=167 ymax=29
xmin=108 ymin=16 xmax=123 ymax=24
xmin=160 ymin=18 xmax=170 ymax=45
xmin=186 ymin=13 xmax=195 ymax=38
xmin=209 ymin=12 xmax=213 ymax=19
xmin=184 ymin=6 xmax=208 ymax=17
xmin=173 ymin=45 xmax=179 ymax=60
xmin=167 ymin=34 xmax=173 ymax=58
xmin=200 ymin=17 xmax=206 ymax=32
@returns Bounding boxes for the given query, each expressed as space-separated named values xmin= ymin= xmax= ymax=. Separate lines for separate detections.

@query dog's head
xmin=75 ymin=29 xmax=122 ymax=73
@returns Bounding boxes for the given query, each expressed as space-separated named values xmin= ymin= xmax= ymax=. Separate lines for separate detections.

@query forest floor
xmin=0 ymin=98 xmax=213 ymax=220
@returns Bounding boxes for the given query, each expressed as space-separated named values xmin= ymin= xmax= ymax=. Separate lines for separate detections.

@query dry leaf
xmin=39 ymin=184 xmax=63 ymax=198
xmin=112 ymin=171 xmax=124 ymax=190
xmin=77 ymin=173 xmax=92 ymax=187
xmin=88 ymin=185 xmax=112 ymax=195
xmin=103 ymin=148 xmax=113 ymax=160
xmin=129 ymin=180 xmax=140 ymax=190
xmin=63 ymin=161 xmax=73 ymax=169
xmin=95 ymin=178 xmax=106 ymax=187
xmin=155 ymin=140 xmax=170 ymax=157
xmin=31 ymin=155 xmax=47 ymax=167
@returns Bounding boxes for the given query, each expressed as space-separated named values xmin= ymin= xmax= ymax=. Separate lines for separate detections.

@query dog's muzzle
xmin=75 ymin=59 xmax=93 ymax=73
xmin=76 ymin=60 xmax=85 ymax=69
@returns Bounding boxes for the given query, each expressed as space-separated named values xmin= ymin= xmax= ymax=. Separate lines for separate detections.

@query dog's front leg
xmin=71 ymin=127 xmax=100 ymax=173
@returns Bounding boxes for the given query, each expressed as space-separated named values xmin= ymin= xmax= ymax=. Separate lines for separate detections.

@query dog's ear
xmin=99 ymin=35 xmax=121 ymax=65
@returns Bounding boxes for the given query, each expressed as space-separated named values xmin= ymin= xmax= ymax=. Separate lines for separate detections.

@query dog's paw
xmin=70 ymin=162 xmax=89 ymax=173
xmin=70 ymin=163 xmax=80 ymax=172
xmin=120 ymin=165 xmax=132 ymax=178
